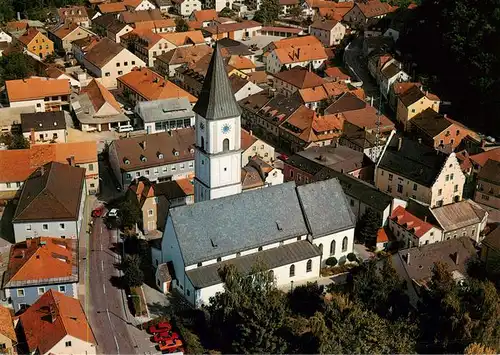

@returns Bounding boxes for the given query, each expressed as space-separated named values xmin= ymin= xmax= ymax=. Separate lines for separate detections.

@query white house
xmin=12 ymin=162 xmax=86 ymax=243
xmin=151 ymin=44 xmax=356 ymax=307
xmin=171 ymin=0 xmax=202 ymax=16
xmin=230 ymin=75 xmax=263 ymax=101
xmin=0 ymin=30 xmax=12 ymax=43
xmin=83 ymin=37 xmax=145 ymax=89
xmin=379 ymin=60 xmax=410 ymax=99
xmin=124 ymin=0 xmax=156 ymax=11
xmin=309 ymin=20 xmax=346 ymax=46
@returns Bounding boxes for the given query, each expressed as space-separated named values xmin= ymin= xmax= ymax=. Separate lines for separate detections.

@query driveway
xmin=142 ymin=283 xmax=170 ymax=318
xmin=354 ymin=243 xmax=375 ymax=261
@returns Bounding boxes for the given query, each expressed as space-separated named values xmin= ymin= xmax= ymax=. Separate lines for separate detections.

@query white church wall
xmin=161 ymin=216 xmax=187 ymax=292
xmin=313 ymin=227 xmax=355 ymax=265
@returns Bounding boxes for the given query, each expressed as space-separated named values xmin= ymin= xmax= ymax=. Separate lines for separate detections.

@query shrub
xmin=347 ymin=253 xmax=357 ymax=262
xmin=326 ymin=257 xmax=337 ymax=267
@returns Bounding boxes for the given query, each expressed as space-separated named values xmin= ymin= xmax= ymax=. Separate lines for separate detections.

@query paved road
xmin=87 ymin=216 xmax=139 ymax=355
xmin=343 ymin=37 xmax=380 ymax=101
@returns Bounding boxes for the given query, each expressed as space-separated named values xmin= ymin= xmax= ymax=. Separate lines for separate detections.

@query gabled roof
xmin=325 ymin=92 xmax=367 ymax=114
xmin=240 ymin=128 xmax=258 ymax=150
xmin=110 ymin=129 xmax=195 ymax=171
xmin=57 ymin=6 xmax=89 ymax=20
xmin=430 ymin=199 xmax=487 ymax=231
xmin=0 ymin=306 xmax=16 ymax=342
xmin=355 ymin=0 xmax=397 ymax=18
xmin=156 ymin=45 xmax=212 ymax=65
xmin=274 ymin=43 xmax=328 ymax=64
xmin=82 ymin=79 xmax=122 ymax=114
xmin=4 ymin=237 xmax=77 ymax=287
xmin=390 ymin=206 xmax=433 ymax=238
xmin=191 ymin=9 xmax=217 ymax=22
xmin=310 ymin=19 xmax=340 ymax=31
xmin=273 ymin=67 xmax=324 ymax=89
xmin=218 ymin=37 xmax=253 ymax=57
xmin=227 ymin=55 xmax=255 ymax=70
xmin=159 ymin=30 xmax=205 ymax=46
xmin=477 ymin=159 xmax=500 ymax=184
xmin=50 ymin=22 xmax=92 ymax=40
xmin=98 ymin=2 xmax=127 ymax=13
xmin=119 ymin=8 xmax=163 ymax=23
xmin=324 ymin=66 xmax=350 ymax=81
xmin=469 ymin=147 xmax=500 ymax=168
xmin=21 ymin=111 xmax=67 ymax=133
xmin=170 ymin=178 xmax=353 ymax=266
xmin=296 ymin=178 xmax=356 ymax=237
xmin=204 ymin=20 xmax=261 ymax=34
xmin=13 ymin=162 xmax=86 ymax=222
xmin=378 ymin=133 xmax=449 ymax=187
xmin=117 ymin=67 xmax=196 ymax=103
xmin=6 ymin=78 xmax=70 ymax=102
xmin=410 ymin=108 xmax=452 ymax=138
xmin=482 ymin=226 xmax=500 ymax=252
xmin=193 ymin=42 xmax=241 ymax=120
xmin=341 ymin=105 xmax=394 ymax=133
xmin=17 ymin=28 xmax=44 ymax=46
xmin=135 ymin=97 xmax=193 ymax=123
xmin=0 ymin=142 xmax=97 ymax=183
xmin=83 ymin=37 xmax=126 ymax=68
xmin=19 ymin=290 xmax=96 ymax=354
xmin=398 ymin=84 xmax=425 ymax=106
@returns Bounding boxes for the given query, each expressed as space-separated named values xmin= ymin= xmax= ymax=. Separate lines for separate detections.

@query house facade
xmin=16 ymin=28 xmax=54 ymax=59
xmin=309 ymin=20 xmax=346 ymax=46
xmin=48 ymin=23 xmax=95 ymax=53
xmin=3 ymin=238 xmax=78 ymax=311
xmin=6 ymin=78 xmax=71 ymax=113
xmin=396 ymin=85 xmax=440 ymax=130
xmin=21 ymin=111 xmax=67 ymax=144
xmin=376 ymin=132 xmax=466 ymax=208
xmin=12 ymin=162 xmax=86 ymax=243
xmin=83 ymin=38 xmax=145 ymax=89
xmin=474 ymin=159 xmax=500 ymax=210
xmin=0 ymin=306 xmax=16 ymax=354
xmin=108 ymin=129 xmax=196 ymax=188
xmin=135 ymin=97 xmax=195 ymax=134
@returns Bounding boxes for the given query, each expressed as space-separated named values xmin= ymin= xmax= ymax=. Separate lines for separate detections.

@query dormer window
xmin=140 ymin=155 xmax=147 ymax=162
xmin=189 ymin=148 xmax=194 ymax=154
xmin=157 ymin=152 xmax=164 ymax=159
xmin=123 ymin=158 xmax=130 ymax=165
xmin=172 ymin=149 xmax=179 ymax=157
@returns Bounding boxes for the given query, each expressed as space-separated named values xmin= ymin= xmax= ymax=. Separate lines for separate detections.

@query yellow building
xmin=396 ymin=85 xmax=440 ymax=130
xmin=0 ymin=305 xmax=17 ymax=354
xmin=17 ymin=28 xmax=54 ymax=59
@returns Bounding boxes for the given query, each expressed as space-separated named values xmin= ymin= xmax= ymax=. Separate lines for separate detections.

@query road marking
xmin=101 ymin=260 xmax=104 ymax=271
xmin=100 ymin=225 xmax=102 ymax=233
xmin=100 ymin=243 xmax=102 ymax=251
xmin=103 ymin=283 xmax=106 ymax=294
xmin=107 ymin=309 xmax=120 ymax=355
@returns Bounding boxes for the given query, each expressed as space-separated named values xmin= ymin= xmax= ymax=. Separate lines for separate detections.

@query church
xmin=153 ymin=43 xmax=357 ymax=308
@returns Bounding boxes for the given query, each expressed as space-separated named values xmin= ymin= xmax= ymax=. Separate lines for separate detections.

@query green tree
xmin=253 ymin=0 xmax=280 ymax=25
xmin=418 ymin=262 xmax=500 ymax=353
xmin=9 ymin=133 xmax=30 ymax=150
xmin=118 ymin=190 xmax=142 ymax=229
xmin=288 ymin=282 xmax=324 ymax=317
xmin=288 ymin=5 xmax=302 ymax=19
xmin=205 ymin=264 xmax=290 ymax=353
xmin=0 ymin=52 xmax=35 ymax=84
xmin=218 ymin=6 xmax=235 ymax=17
xmin=177 ymin=324 xmax=205 ymax=354
xmin=0 ymin=0 xmax=15 ymax=22
xmin=356 ymin=208 xmax=380 ymax=246
xmin=175 ymin=17 xmax=189 ymax=32
xmin=122 ymin=254 xmax=144 ymax=287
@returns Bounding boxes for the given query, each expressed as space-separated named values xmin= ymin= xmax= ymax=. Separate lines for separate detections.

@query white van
xmin=118 ymin=124 xmax=134 ymax=133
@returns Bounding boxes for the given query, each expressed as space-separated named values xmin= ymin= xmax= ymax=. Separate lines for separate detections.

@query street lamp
xmin=127 ymin=294 xmax=142 ymax=330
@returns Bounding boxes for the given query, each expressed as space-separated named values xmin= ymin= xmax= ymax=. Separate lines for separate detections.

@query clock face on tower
xmin=221 ymin=124 xmax=231 ymax=134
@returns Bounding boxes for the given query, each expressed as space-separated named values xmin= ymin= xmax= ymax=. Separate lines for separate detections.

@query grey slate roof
xmin=170 ymin=182 xmax=309 ymax=265
xmin=296 ymin=179 xmax=356 ymax=237
xmin=378 ymin=133 xmax=449 ymax=187
xmin=21 ymin=111 xmax=67 ymax=133
xmin=135 ymin=97 xmax=194 ymax=123
xmin=186 ymin=241 xmax=321 ymax=288
xmin=410 ymin=108 xmax=452 ymax=138
xmin=430 ymin=199 xmax=487 ymax=232
xmin=192 ymin=42 xmax=242 ymax=120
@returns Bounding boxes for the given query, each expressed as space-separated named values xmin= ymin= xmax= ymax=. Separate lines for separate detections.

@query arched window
xmin=330 ymin=240 xmax=336 ymax=255
xmin=342 ymin=237 xmax=348 ymax=252
xmin=201 ymin=136 xmax=205 ymax=150
xmin=318 ymin=244 xmax=323 ymax=254
xmin=223 ymin=138 xmax=229 ymax=152
xmin=268 ymin=270 xmax=274 ymax=280
xmin=289 ymin=264 xmax=295 ymax=277
xmin=216 ymin=257 xmax=221 ymax=262
xmin=306 ymin=259 xmax=312 ymax=272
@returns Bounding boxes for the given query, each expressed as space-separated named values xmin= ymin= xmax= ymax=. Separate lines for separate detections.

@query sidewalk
xmin=78 ymin=195 xmax=97 ymax=310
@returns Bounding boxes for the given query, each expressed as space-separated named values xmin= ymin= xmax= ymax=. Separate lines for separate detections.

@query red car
xmin=152 ymin=331 xmax=179 ymax=343
xmin=91 ymin=206 xmax=104 ymax=218
xmin=158 ymin=338 xmax=183 ymax=352
xmin=149 ymin=321 xmax=172 ymax=334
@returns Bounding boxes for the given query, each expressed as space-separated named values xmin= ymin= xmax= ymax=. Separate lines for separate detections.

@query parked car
xmin=149 ymin=321 xmax=172 ymax=334
xmin=91 ymin=206 xmax=104 ymax=218
xmin=107 ymin=208 xmax=119 ymax=218
xmin=158 ymin=338 xmax=183 ymax=352
xmin=118 ymin=124 xmax=134 ymax=133
xmin=152 ymin=331 xmax=180 ymax=343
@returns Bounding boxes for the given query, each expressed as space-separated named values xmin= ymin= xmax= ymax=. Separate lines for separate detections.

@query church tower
xmin=192 ymin=42 xmax=242 ymax=202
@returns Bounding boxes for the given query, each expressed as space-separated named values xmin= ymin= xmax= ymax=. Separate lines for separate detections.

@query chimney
xmin=26 ymin=239 xmax=31 ymax=248
xmin=451 ymin=252 xmax=459 ymax=265
xmin=69 ymin=155 xmax=75 ymax=166
xmin=424 ymin=215 xmax=427 ymax=222
xmin=30 ymin=129 xmax=35 ymax=144
xmin=249 ymin=130 xmax=253 ymax=136
xmin=49 ymin=304 xmax=57 ymax=323
xmin=397 ymin=137 xmax=403 ymax=151
xmin=404 ymin=252 xmax=410 ymax=265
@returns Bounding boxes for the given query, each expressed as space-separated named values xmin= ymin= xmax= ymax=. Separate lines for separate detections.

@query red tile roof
xmin=470 ymin=147 xmax=500 ymax=168
xmin=118 ymin=67 xmax=197 ymax=103
xmin=324 ymin=66 xmax=351 ymax=81
xmin=0 ymin=306 xmax=16 ymax=342
xmin=376 ymin=227 xmax=389 ymax=243
xmin=6 ymin=78 xmax=70 ymax=102
xmin=273 ymin=67 xmax=324 ymax=89
xmin=83 ymin=79 xmax=122 ymax=113
xmin=192 ymin=9 xmax=217 ymax=22
xmin=241 ymin=128 xmax=258 ymax=150
xmin=17 ymin=28 xmax=42 ymax=46
xmin=19 ymin=290 xmax=96 ymax=354
xmin=4 ymin=237 xmax=76 ymax=286
xmin=341 ymin=106 xmax=394 ymax=133
xmin=390 ymin=206 xmax=433 ymax=238
xmin=356 ymin=0 xmax=397 ymax=18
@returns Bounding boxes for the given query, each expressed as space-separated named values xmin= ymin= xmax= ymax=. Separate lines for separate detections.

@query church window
xmin=223 ymin=138 xmax=230 ymax=152
xmin=197 ymin=262 xmax=203 ymax=267
xmin=187 ymin=289 xmax=190 ymax=296
xmin=258 ymin=246 xmax=263 ymax=251
xmin=289 ymin=264 xmax=295 ymax=277
xmin=342 ymin=237 xmax=348 ymax=252
xmin=306 ymin=259 xmax=312 ymax=272
xmin=318 ymin=244 xmax=323 ymax=253
xmin=330 ymin=240 xmax=336 ymax=255
xmin=217 ymin=257 xmax=221 ymax=262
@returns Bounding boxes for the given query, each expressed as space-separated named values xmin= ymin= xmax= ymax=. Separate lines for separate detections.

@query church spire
xmin=192 ymin=41 xmax=241 ymax=120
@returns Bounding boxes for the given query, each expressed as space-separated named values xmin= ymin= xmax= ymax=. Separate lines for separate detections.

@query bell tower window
xmin=201 ymin=136 xmax=205 ymax=150
xmin=223 ymin=138 xmax=229 ymax=152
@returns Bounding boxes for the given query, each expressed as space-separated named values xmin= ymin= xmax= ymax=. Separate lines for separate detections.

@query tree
xmin=9 ymin=133 xmax=30 ymax=150
xmin=288 ymin=282 xmax=324 ymax=317
xmin=288 ymin=5 xmax=302 ymax=19
xmin=177 ymin=324 xmax=205 ymax=354
xmin=218 ymin=6 xmax=235 ymax=17
xmin=464 ymin=343 xmax=497 ymax=355
xmin=122 ymin=254 xmax=144 ymax=287
xmin=175 ymin=17 xmax=189 ymax=32
xmin=418 ymin=262 xmax=500 ymax=353
xmin=0 ymin=52 xmax=35 ymax=84
xmin=204 ymin=264 xmax=290 ymax=353
xmin=325 ymin=256 xmax=337 ymax=267
xmin=253 ymin=0 xmax=280 ymax=25
xmin=356 ymin=208 xmax=380 ymax=246
xmin=118 ymin=190 xmax=142 ymax=229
